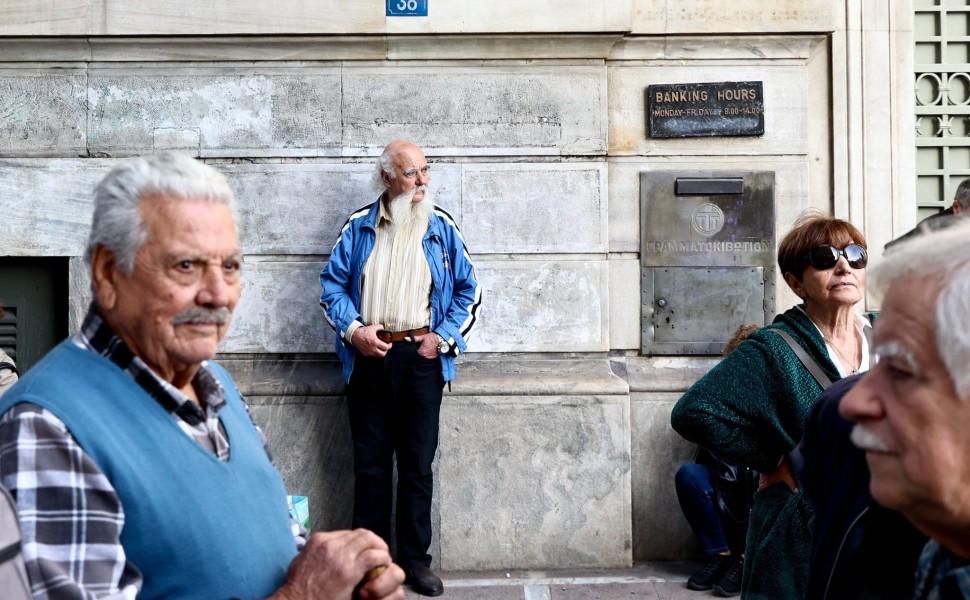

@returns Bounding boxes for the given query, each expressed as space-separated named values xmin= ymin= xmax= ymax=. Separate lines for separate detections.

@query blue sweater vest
xmin=0 ymin=341 xmax=297 ymax=599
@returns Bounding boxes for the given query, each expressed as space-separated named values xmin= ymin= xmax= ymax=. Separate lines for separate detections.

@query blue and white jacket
xmin=320 ymin=198 xmax=482 ymax=383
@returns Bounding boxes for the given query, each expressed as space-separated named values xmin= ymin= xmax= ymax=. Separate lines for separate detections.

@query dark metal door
xmin=0 ymin=258 xmax=69 ymax=373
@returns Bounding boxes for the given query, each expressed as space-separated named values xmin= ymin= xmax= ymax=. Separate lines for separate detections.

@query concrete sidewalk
xmin=403 ymin=562 xmax=722 ymax=599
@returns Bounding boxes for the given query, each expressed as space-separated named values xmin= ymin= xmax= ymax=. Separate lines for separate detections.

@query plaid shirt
xmin=913 ymin=540 xmax=970 ymax=600
xmin=0 ymin=308 xmax=304 ymax=599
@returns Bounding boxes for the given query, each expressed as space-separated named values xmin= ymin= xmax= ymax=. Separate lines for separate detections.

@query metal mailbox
xmin=640 ymin=171 xmax=776 ymax=355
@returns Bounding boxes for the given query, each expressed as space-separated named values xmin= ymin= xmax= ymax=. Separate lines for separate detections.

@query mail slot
xmin=640 ymin=171 xmax=776 ymax=355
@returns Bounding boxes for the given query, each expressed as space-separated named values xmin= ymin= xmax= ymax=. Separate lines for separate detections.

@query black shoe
xmin=713 ymin=557 xmax=743 ymax=597
xmin=686 ymin=554 xmax=732 ymax=591
xmin=405 ymin=566 xmax=444 ymax=597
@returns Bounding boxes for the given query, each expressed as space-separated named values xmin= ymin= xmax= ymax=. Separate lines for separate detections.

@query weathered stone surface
xmin=223 ymin=260 xmax=332 ymax=354
xmin=630 ymin=392 xmax=697 ymax=561
xmin=631 ymin=0 xmax=837 ymax=34
xmin=473 ymin=259 xmax=608 ymax=353
xmin=452 ymin=357 xmax=627 ymax=396
xmin=461 ymin=163 xmax=608 ymax=254
xmin=0 ymin=1 xmax=96 ymax=36
xmin=68 ymin=257 xmax=92 ymax=333
xmin=244 ymin=394 xmax=356 ymax=534
xmin=609 ymin=259 xmax=640 ymax=351
xmin=2 ymin=1 xmax=632 ymax=37
xmin=387 ymin=34 xmax=624 ymax=61
xmin=0 ymin=70 xmax=87 ymax=156
xmin=223 ymin=162 xmax=462 ymax=255
xmin=223 ymin=355 xmax=345 ymax=397
xmin=439 ymin=393 xmax=631 ymax=570
xmin=0 ymin=1 xmax=384 ymax=36
xmin=609 ymin=35 xmax=818 ymax=62
xmin=341 ymin=66 xmax=607 ymax=156
xmin=386 ymin=0 xmax=632 ymax=35
xmin=223 ymin=258 xmax=608 ymax=354
xmin=0 ymin=159 xmax=100 ymax=255
xmin=87 ymin=67 xmax=343 ymax=157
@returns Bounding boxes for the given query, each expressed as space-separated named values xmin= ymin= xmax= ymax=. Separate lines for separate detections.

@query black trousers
xmin=347 ymin=343 xmax=444 ymax=568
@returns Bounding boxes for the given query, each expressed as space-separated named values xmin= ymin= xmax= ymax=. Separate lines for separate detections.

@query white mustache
xmin=849 ymin=424 xmax=891 ymax=452
xmin=171 ymin=306 xmax=231 ymax=326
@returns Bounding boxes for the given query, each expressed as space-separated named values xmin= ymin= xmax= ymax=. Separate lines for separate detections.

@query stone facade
xmin=0 ymin=0 xmax=913 ymax=571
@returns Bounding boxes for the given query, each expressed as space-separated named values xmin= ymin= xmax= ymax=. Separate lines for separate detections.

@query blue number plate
xmin=387 ymin=0 xmax=428 ymax=16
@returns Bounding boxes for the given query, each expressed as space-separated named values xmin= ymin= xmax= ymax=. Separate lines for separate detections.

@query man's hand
xmin=415 ymin=332 xmax=439 ymax=359
xmin=269 ymin=529 xmax=404 ymax=600
xmin=757 ymin=455 xmax=798 ymax=493
xmin=351 ymin=325 xmax=392 ymax=358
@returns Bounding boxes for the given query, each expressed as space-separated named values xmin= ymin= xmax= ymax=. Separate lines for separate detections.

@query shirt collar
xmin=73 ymin=304 xmax=226 ymax=425
xmin=377 ymin=192 xmax=393 ymax=226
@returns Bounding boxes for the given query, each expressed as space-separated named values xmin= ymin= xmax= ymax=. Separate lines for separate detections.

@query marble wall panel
xmin=341 ymin=66 xmax=607 ymax=156
xmin=87 ymin=66 xmax=343 ymax=157
xmin=0 ymin=70 xmax=87 ymax=157
xmin=0 ymin=159 xmax=101 ymax=255
xmin=222 ymin=162 xmax=462 ymax=256
xmin=630 ymin=393 xmax=698 ymax=560
xmin=0 ymin=1 xmax=96 ymax=36
xmin=246 ymin=395 xmax=356 ymax=534
xmin=0 ymin=1 xmax=383 ymax=36
xmin=2 ymin=1 xmax=631 ymax=37
xmin=473 ymin=259 xmax=608 ymax=353
xmin=460 ymin=163 xmax=608 ymax=254
xmin=608 ymin=64 xmax=809 ymax=157
xmin=386 ymin=0 xmax=632 ymax=35
xmin=610 ymin=258 xmax=640 ymax=351
xmin=223 ymin=258 xmax=608 ymax=355
xmin=222 ymin=260 xmax=332 ymax=354
xmin=439 ymin=394 xmax=631 ymax=570
xmin=631 ymin=0 xmax=838 ymax=34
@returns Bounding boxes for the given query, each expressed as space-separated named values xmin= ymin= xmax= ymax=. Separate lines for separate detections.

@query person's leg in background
xmin=675 ymin=462 xmax=743 ymax=596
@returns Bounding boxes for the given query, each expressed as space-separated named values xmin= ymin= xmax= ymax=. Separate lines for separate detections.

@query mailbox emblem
xmin=691 ymin=203 xmax=724 ymax=237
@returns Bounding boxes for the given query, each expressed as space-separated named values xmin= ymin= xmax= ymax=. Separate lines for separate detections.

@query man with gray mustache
xmin=839 ymin=219 xmax=970 ymax=599
xmin=320 ymin=140 xmax=482 ymax=597
xmin=0 ymin=153 xmax=405 ymax=600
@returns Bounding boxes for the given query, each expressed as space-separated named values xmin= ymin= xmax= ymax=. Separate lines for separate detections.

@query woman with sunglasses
xmin=671 ymin=210 xmax=871 ymax=600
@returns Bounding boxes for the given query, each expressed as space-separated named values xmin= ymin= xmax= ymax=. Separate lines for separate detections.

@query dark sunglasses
xmin=800 ymin=243 xmax=868 ymax=271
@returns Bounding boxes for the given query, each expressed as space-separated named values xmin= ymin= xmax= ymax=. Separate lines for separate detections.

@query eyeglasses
xmin=800 ymin=243 xmax=868 ymax=271
xmin=400 ymin=166 xmax=431 ymax=179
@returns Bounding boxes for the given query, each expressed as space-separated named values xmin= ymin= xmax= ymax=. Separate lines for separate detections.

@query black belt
xmin=376 ymin=326 xmax=430 ymax=343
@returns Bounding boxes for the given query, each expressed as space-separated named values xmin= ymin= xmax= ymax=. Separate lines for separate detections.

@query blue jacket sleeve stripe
xmin=433 ymin=207 xmax=483 ymax=354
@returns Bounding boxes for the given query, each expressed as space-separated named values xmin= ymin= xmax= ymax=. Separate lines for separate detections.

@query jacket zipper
xmin=822 ymin=506 xmax=869 ymax=600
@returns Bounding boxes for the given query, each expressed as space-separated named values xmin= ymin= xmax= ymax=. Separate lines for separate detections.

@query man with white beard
xmin=837 ymin=219 xmax=970 ymax=599
xmin=319 ymin=140 xmax=482 ymax=597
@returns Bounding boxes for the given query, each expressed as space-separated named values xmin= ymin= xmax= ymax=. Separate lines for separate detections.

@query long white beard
xmin=388 ymin=185 xmax=433 ymax=233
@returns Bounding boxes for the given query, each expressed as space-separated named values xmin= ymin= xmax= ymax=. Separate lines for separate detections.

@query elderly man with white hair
xmin=320 ymin=140 xmax=482 ymax=597
xmin=839 ymin=218 xmax=970 ymax=598
xmin=0 ymin=153 xmax=405 ymax=600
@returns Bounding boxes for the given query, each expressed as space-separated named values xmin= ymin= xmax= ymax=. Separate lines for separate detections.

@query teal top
xmin=671 ymin=307 xmax=846 ymax=600
xmin=0 ymin=341 xmax=297 ymax=600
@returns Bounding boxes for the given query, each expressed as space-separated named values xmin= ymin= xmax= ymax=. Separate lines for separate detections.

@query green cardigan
xmin=671 ymin=307 xmax=843 ymax=600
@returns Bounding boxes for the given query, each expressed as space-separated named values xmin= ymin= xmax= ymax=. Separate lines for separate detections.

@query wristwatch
xmin=436 ymin=334 xmax=450 ymax=355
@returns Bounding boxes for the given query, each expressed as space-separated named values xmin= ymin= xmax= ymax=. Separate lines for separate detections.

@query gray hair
xmin=954 ymin=178 xmax=970 ymax=210
xmin=874 ymin=218 xmax=970 ymax=396
xmin=370 ymin=147 xmax=396 ymax=193
xmin=84 ymin=152 xmax=236 ymax=274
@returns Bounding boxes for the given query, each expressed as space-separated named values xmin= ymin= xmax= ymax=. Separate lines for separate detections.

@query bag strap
xmin=0 ymin=362 xmax=18 ymax=377
xmin=767 ymin=329 xmax=832 ymax=390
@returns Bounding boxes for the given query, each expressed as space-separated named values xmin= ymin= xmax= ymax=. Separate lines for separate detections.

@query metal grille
xmin=0 ymin=306 xmax=16 ymax=362
xmin=915 ymin=0 xmax=970 ymax=219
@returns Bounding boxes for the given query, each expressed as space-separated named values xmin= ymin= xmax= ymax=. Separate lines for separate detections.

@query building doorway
xmin=0 ymin=257 xmax=70 ymax=373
